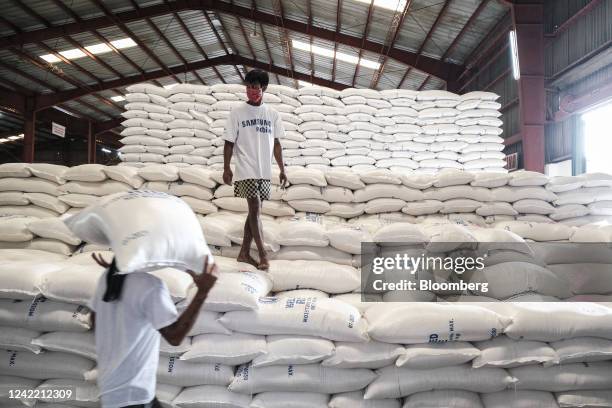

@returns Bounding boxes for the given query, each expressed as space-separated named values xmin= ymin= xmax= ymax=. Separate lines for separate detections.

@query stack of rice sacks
xmin=118 ymin=84 xmax=506 ymax=173
xmin=2 ymin=163 xmax=612 ymax=407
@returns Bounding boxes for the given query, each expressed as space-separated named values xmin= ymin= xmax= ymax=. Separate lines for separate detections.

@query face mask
xmin=246 ymin=87 xmax=262 ymax=103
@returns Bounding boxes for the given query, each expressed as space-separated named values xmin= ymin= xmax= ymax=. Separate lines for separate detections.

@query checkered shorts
xmin=234 ymin=178 xmax=271 ymax=200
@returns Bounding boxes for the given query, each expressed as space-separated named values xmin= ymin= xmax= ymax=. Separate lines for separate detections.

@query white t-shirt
xmin=89 ymin=272 xmax=178 ymax=408
xmin=223 ymin=102 xmax=285 ymax=181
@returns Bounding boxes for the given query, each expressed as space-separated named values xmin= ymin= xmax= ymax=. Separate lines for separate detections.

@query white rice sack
xmin=556 ymin=390 xmax=612 ymax=408
xmin=271 ymin=245 xmax=354 ymax=266
xmin=220 ymin=297 xmax=368 ymax=341
xmin=491 ymin=186 xmax=557 ymax=202
xmin=510 ymin=362 xmax=612 ymax=391
xmin=0 ymin=164 xmax=33 ymax=180
xmin=252 ymin=335 xmax=335 ymax=367
xmin=39 ymin=263 xmax=104 ymax=305
xmin=322 ymin=341 xmax=403 ymax=369
xmin=366 ymin=303 xmax=509 ymax=344
xmin=493 ymin=220 xmax=571 ymax=241
xmin=0 ymin=178 xmax=60 ymax=196
xmin=268 ymin=260 xmax=360 ymax=293
xmin=180 ymin=333 xmax=266 ymax=365
xmin=502 ymin=303 xmax=612 ymax=341
xmin=550 ymin=337 xmax=612 ymax=365
xmin=327 ymin=224 xmax=372 ymax=255
xmin=0 ymin=298 xmax=90 ymax=332
xmin=397 ymin=342 xmax=480 ymax=369
xmin=480 ymin=390 xmax=557 ymax=408
xmin=59 ymin=180 xmax=132 ymax=196
xmin=187 ymin=310 xmax=231 ymax=336
xmin=278 ymin=218 xmax=328 ymax=247
xmin=364 ymin=364 xmax=513 ymax=399
xmin=157 ymin=357 xmax=234 ymax=387
xmin=179 ymin=271 xmax=271 ymax=312
xmin=173 ymin=385 xmax=250 ymax=408
xmin=404 ymin=391 xmax=483 ymax=408
xmin=0 ymin=327 xmax=41 ymax=353
xmin=0 ymin=350 xmax=95 ymax=380
xmin=329 ymin=391 xmax=400 ymax=408
xmin=472 ymin=336 xmax=557 ymax=368
xmin=229 ymin=364 xmax=376 ymax=394
xmin=509 ymin=171 xmax=549 ymax=186
xmin=31 ymin=331 xmax=96 ymax=360
xmin=328 ymin=203 xmax=366 ymax=218
xmin=250 ymin=392 xmax=329 ymax=408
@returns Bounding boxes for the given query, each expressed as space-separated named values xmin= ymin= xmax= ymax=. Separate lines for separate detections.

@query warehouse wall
xmin=544 ymin=0 xmax=612 ymax=168
xmin=458 ymin=12 xmax=520 ymax=158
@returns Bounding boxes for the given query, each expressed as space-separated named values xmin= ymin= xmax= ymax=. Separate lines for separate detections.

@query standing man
xmin=89 ymin=254 xmax=218 ymax=408
xmin=223 ymin=69 xmax=287 ymax=270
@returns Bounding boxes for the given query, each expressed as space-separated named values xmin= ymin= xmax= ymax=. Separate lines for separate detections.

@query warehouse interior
xmin=2 ymin=1 xmax=612 ymax=408
xmin=0 ymin=0 xmax=609 ymax=173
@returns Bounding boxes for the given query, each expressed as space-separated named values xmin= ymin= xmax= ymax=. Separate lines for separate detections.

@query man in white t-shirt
xmin=89 ymin=253 xmax=217 ymax=408
xmin=223 ymin=69 xmax=287 ymax=270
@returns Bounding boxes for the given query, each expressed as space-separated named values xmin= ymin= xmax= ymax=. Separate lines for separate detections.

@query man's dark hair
xmin=245 ymin=69 xmax=269 ymax=89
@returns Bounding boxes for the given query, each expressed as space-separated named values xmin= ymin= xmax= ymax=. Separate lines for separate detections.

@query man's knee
xmin=247 ymin=197 xmax=261 ymax=215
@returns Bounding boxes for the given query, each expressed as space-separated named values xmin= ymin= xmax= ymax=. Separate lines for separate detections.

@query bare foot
xmin=257 ymin=256 xmax=270 ymax=271
xmin=237 ymin=254 xmax=258 ymax=268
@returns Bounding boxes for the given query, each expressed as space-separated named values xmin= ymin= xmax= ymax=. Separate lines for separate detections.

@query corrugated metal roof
xmin=0 ymin=0 xmax=512 ymax=138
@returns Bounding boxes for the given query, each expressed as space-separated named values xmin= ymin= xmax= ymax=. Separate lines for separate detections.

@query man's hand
xmin=279 ymin=171 xmax=288 ymax=189
xmin=187 ymin=256 xmax=218 ymax=297
xmin=223 ymin=168 xmax=233 ymax=185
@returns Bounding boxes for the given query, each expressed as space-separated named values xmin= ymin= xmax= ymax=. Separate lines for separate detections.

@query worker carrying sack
xmin=64 ymin=190 xmax=212 ymax=274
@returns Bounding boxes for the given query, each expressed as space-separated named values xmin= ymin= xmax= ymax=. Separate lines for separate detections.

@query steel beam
xmin=87 ymin=120 xmax=96 ymax=163
xmin=512 ymin=1 xmax=545 ymax=172
xmin=35 ymin=54 xmax=348 ymax=110
xmin=545 ymin=0 xmax=602 ymax=38
xmin=204 ymin=11 xmax=243 ymax=81
xmin=0 ymin=0 xmax=462 ymax=80
xmin=174 ymin=11 xmax=225 ymax=83
xmin=251 ymin=0 xmax=280 ymax=84
xmin=370 ymin=0 xmax=413 ymax=89
xmin=398 ymin=0 xmax=451 ymax=88
xmin=331 ymin=0 xmax=342 ymax=84
xmin=352 ymin=0 xmax=375 ymax=88
xmin=23 ymin=109 xmax=35 ymax=163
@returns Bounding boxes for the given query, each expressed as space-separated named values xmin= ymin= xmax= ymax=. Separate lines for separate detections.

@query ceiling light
xmin=111 ymin=38 xmax=137 ymax=49
xmin=101 ymin=147 xmax=112 ymax=153
xmin=164 ymin=84 xmax=178 ymax=90
xmin=298 ymin=80 xmax=313 ymax=87
xmin=509 ymin=30 xmax=521 ymax=80
xmin=292 ymin=39 xmax=380 ymax=69
xmin=60 ymin=49 xmax=86 ymax=60
xmin=111 ymin=96 xmax=126 ymax=102
xmin=7 ymin=136 xmax=21 ymax=140
xmin=86 ymin=43 xmax=112 ymax=54
xmin=40 ymin=54 xmax=61 ymax=63
xmin=353 ymin=0 xmax=407 ymax=11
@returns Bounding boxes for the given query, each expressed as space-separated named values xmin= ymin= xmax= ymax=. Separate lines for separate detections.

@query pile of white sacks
xmin=2 ymin=162 xmax=612 ymax=407
xmin=118 ymin=83 xmax=506 ymax=172
xmin=1 ymin=252 xmax=612 ymax=408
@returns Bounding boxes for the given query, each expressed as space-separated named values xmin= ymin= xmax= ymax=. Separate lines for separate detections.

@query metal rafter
xmin=370 ymin=0 xmax=413 ymax=89
xmin=9 ymin=0 xmax=51 ymax=26
xmin=331 ymin=0 xmax=342 ymax=84
xmin=173 ymin=10 xmax=226 ymax=83
xmin=273 ymin=0 xmax=299 ymax=88
xmin=204 ymin=11 xmax=243 ymax=81
xmin=143 ymin=16 xmax=206 ymax=85
xmin=30 ymin=43 xmax=123 ymax=111
xmin=398 ymin=0 xmax=452 ymax=89
xmin=33 ymin=54 xmax=349 ymax=110
xmin=352 ymin=0 xmax=375 ymax=88
xmin=0 ymin=0 xmax=462 ymax=80
xmin=89 ymin=0 xmax=181 ymax=83
xmin=307 ymin=0 xmax=315 ymax=83
xmin=251 ymin=0 xmax=281 ymax=85
xmin=418 ymin=0 xmax=489 ymax=90
xmin=9 ymin=47 xmax=119 ymax=115
xmin=215 ymin=14 xmax=247 ymax=80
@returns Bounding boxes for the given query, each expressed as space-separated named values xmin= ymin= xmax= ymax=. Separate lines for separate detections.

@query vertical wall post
xmin=512 ymin=1 xmax=546 ymax=172
xmin=87 ymin=120 xmax=96 ymax=164
xmin=22 ymin=108 xmax=36 ymax=163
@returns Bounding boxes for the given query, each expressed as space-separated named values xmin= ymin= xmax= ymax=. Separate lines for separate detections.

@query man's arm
xmin=273 ymin=139 xmax=287 ymax=188
xmin=223 ymin=141 xmax=234 ymax=185
xmin=159 ymin=287 xmax=210 ymax=346
xmin=159 ymin=259 xmax=218 ymax=346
